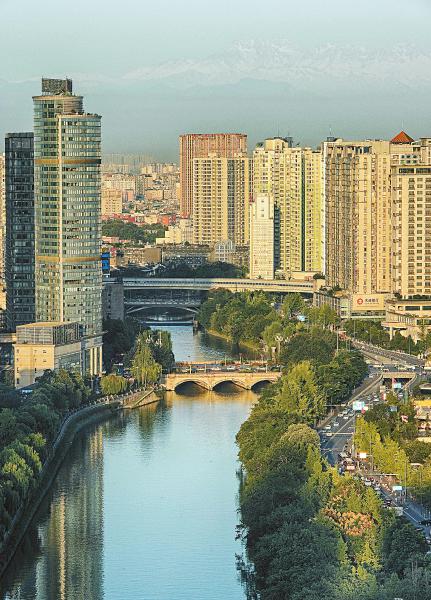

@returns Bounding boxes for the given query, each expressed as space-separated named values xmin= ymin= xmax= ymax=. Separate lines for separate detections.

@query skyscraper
xmin=192 ymin=153 xmax=250 ymax=246
xmin=179 ymin=133 xmax=247 ymax=217
xmin=253 ymin=138 xmax=323 ymax=276
xmin=391 ymin=137 xmax=431 ymax=298
xmin=33 ymin=78 xmax=102 ymax=376
xmin=324 ymin=134 xmax=420 ymax=296
xmin=4 ymin=132 xmax=35 ymax=330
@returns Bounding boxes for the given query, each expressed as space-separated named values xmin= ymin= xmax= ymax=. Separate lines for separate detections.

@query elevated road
xmin=122 ymin=277 xmax=316 ymax=295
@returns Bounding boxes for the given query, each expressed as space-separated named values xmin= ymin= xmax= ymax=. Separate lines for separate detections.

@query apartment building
xmin=192 ymin=153 xmax=250 ymax=246
xmin=324 ymin=133 xmax=419 ymax=297
xmin=249 ymin=194 xmax=277 ymax=279
xmin=252 ymin=138 xmax=323 ymax=276
xmin=179 ymin=133 xmax=247 ymax=217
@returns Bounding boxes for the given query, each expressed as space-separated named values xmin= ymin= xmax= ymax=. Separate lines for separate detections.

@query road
xmin=319 ymin=340 xmax=425 ymax=466
xmin=352 ymin=340 xmax=425 ymax=367
xmin=320 ymin=341 xmax=431 ymax=536
xmin=320 ymin=373 xmax=382 ymax=465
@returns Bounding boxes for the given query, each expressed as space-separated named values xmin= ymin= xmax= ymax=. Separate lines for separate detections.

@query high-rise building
xmin=391 ymin=137 xmax=431 ymax=298
xmin=253 ymin=138 xmax=323 ymax=276
xmin=33 ymin=78 xmax=102 ymax=376
xmin=324 ymin=134 xmax=420 ymax=296
xmin=249 ymin=194 xmax=277 ymax=279
xmin=192 ymin=153 xmax=250 ymax=246
xmin=179 ymin=133 xmax=247 ymax=217
xmin=4 ymin=133 xmax=35 ymax=330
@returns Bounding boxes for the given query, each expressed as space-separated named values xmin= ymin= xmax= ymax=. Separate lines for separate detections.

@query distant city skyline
xmin=1 ymin=0 xmax=431 ymax=160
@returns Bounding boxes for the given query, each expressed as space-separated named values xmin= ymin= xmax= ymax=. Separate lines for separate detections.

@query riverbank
xmin=0 ymin=384 xmax=164 ymax=579
xmin=205 ymin=328 xmax=259 ymax=355
xmin=0 ymin=400 xmax=119 ymax=578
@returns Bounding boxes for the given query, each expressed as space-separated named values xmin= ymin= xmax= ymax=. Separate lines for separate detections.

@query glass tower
xmin=33 ymin=79 xmax=102 ymax=375
xmin=4 ymin=132 xmax=35 ymax=330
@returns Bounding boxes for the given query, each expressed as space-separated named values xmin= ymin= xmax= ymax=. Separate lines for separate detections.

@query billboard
xmin=351 ymin=294 xmax=387 ymax=313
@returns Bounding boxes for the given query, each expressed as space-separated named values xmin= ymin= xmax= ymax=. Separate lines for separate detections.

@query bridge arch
xmin=126 ymin=304 xmax=199 ymax=316
xmin=212 ymin=379 xmax=248 ymax=392
xmin=250 ymin=378 xmax=273 ymax=391
xmin=172 ymin=379 xmax=211 ymax=392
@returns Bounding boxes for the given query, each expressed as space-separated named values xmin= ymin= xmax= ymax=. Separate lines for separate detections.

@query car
xmin=421 ymin=519 xmax=431 ymax=526
xmin=333 ymin=421 xmax=340 ymax=427
xmin=324 ymin=425 xmax=331 ymax=430
xmin=326 ymin=432 xmax=333 ymax=438
xmin=343 ymin=415 xmax=349 ymax=420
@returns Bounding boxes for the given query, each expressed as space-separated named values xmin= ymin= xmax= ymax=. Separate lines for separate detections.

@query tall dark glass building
xmin=4 ymin=132 xmax=35 ymax=331
xmin=33 ymin=78 xmax=103 ymax=375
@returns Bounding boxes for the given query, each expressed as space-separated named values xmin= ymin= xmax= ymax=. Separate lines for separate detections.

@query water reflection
xmin=1 ymin=324 xmax=254 ymax=600
xmin=1 ymin=429 xmax=104 ymax=600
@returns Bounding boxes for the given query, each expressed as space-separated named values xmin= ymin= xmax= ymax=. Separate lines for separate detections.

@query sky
xmin=1 ymin=0 xmax=431 ymax=161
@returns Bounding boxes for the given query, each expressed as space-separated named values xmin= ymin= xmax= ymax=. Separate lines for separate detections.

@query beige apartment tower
xmin=324 ymin=133 xmax=421 ymax=296
xmin=249 ymin=194 xmax=276 ymax=279
xmin=192 ymin=154 xmax=250 ymax=247
xmin=252 ymin=138 xmax=323 ymax=276
xmin=391 ymin=138 xmax=431 ymax=298
xmin=179 ymin=133 xmax=247 ymax=217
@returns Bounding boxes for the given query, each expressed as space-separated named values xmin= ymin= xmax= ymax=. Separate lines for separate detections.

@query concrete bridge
xmin=122 ymin=277 xmax=316 ymax=295
xmin=125 ymin=298 xmax=200 ymax=315
xmin=163 ymin=369 xmax=281 ymax=392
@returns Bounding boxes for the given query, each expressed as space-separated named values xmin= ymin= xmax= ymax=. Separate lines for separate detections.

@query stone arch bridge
xmin=163 ymin=369 xmax=281 ymax=392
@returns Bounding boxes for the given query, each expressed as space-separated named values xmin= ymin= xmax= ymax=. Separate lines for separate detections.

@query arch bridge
xmin=163 ymin=369 xmax=281 ymax=392
xmin=125 ymin=299 xmax=200 ymax=316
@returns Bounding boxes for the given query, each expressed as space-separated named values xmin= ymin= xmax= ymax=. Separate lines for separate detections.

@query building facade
xmin=101 ymin=188 xmax=123 ymax=217
xmin=14 ymin=321 xmax=83 ymax=388
xmin=192 ymin=154 xmax=250 ymax=247
xmin=252 ymin=138 xmax=323 ymax=276
xmin=179 ymin=133 xmax=247 ymax=217
xmin=33 ymin=78 xmax=102 ymax=376
xmin=249 ymin=194 xmax=277 ymax=279
xmin=324 ymin=135 xmax=420 ymax=296
xmin=323 ymin=132 xmax=431 ymax=296
xmin=4 ymin=132 xmax=35 ymax=330
xmin=391 ymin=145 xmax=431 ymax=298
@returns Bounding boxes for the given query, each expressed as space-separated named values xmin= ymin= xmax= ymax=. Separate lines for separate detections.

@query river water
xmin=0 ymin=326 xmax=255 ymax=600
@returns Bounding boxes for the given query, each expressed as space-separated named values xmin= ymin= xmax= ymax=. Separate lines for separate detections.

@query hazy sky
xmin=1 ymin=0 xmax=431 ymax=160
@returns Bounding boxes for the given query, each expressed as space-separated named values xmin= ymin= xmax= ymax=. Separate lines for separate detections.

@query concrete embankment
xmin=0 ymin=390 xmax=160 ymax=579
xmin=122 ymin=388 xmax=160 ymax=409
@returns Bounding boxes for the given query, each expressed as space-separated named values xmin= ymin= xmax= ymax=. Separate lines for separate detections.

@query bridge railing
xmin=121 ymin=277 xmax=315 ymax=293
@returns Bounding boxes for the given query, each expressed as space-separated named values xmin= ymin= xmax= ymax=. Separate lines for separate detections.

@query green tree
xmin=131 ymin=334 xmax=161 ymax=387
xmin=100 ymin=374 xmax=129 ymax=395
xmin=276 ymin=362 xmax=325 ymax=422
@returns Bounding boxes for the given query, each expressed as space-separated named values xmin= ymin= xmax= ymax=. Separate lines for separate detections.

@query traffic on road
xmin=319 ymin=345 xmax=431 ymax=550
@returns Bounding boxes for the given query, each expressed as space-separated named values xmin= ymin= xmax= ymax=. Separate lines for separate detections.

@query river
xmin=0 ymin=325 xmax=255 ymax=600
